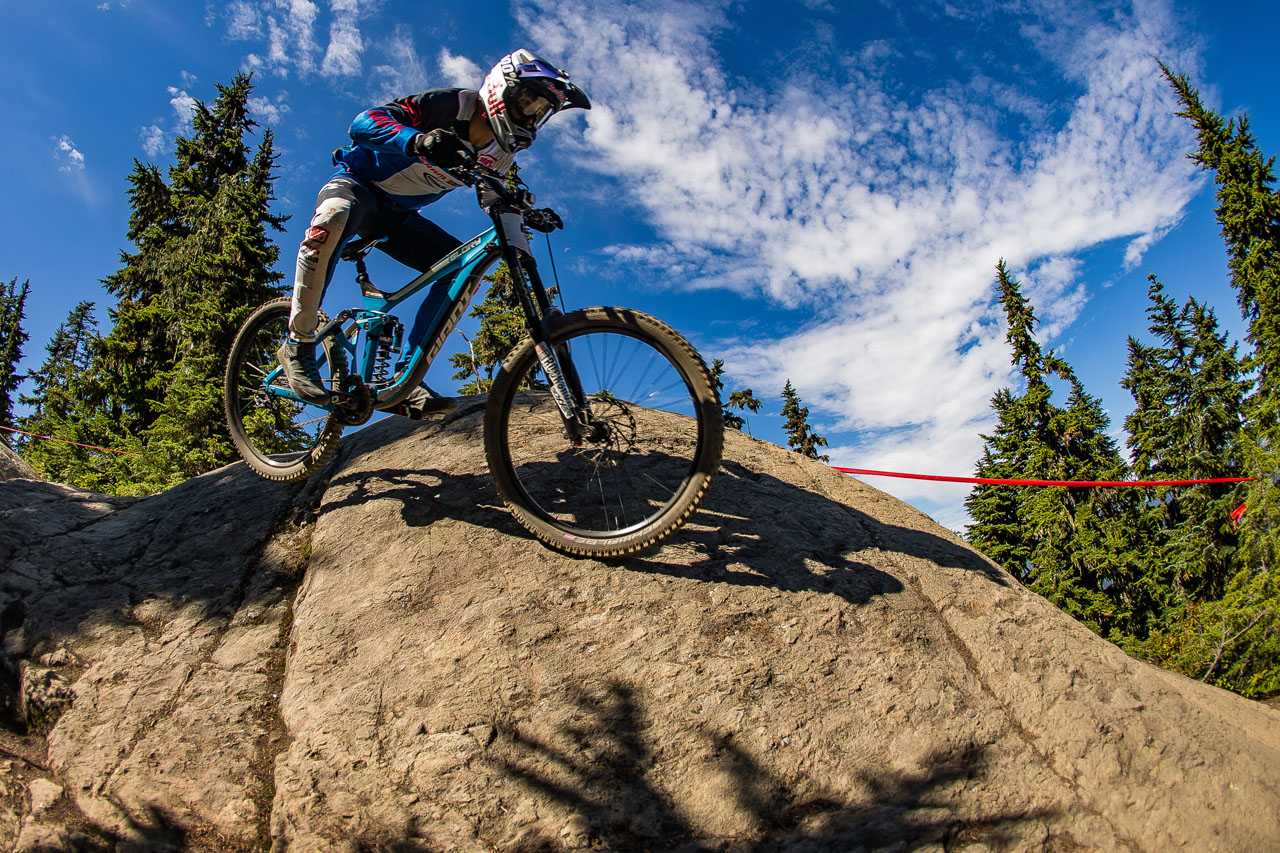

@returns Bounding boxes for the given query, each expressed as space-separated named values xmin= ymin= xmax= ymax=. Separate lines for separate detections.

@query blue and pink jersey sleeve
xmin=347 ymin=91 xmax=457 ymax=153
xmin=348 ymin=106 xmax=423 ymax=154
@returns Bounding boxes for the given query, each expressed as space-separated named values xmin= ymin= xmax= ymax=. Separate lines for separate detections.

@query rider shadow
xmin=316 ymin=445 xmax=1008 ymax=610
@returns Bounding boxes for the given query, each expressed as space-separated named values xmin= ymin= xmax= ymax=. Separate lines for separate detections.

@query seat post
xmin=355 ymin=256 xmax=372 ymax=291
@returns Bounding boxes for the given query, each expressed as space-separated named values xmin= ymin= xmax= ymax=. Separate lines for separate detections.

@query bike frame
xmin=261 ymin=169 xmax=588 ymax=428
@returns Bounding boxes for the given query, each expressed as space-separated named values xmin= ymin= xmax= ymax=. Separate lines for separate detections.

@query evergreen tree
xmin=965 ymin=261 xmax=1137 ymax=637
xmin=19 ymin=301 xmax=97 ymax=426
xmin=0 ymin=278 xmax=30 ymax=438
xmin=1143 ymin=65 xmax=1280 ymax=695
xmin=1162 ymin=64 xmax=1280 ymax=569
xmin=967 ymin=260 xmax=1062 ymax=582
xmin=708 ymin=359 xmax=763 ymax=433
xmin=450 ymin=260 xmax=528 ymax=395
xmin=727 ymin=388 xmax=763 ymax=434
xmin=707 ymin=359 xmax=739 ymax=431
xmin=15 ymin=302 xmax=121 ymax=488
xmin=780 ymin=379 xmax=829 ymax=461
xmin=1121 ymin=277 xmax=1247 ymax=611
xmin=1162 ymin=64 xmax=1280 ymax=398
xmin=82 ymin=73 xmax=285 ymax=493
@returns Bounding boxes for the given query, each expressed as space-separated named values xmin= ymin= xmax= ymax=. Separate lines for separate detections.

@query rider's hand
xmin=409 ymin=130 xmax=475 ymax=171
xmin=524 ymin=207 xmax=563 ymax=233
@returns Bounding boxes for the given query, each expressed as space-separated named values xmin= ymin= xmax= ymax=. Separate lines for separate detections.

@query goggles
xmin=513 ymin=78 xmax=568 ymax=129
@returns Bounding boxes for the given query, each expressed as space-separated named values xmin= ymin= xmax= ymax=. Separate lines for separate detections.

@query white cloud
xmin=53 ymin=135 xmax=95 ymax=206
xmin=168 ymin=86 xmax=198 ymax=123
xmin=139 ymin=125 xmax=166 ymax=157
xmin=216 ymin=0 xmax=372 ymax=78
xmin=249 ymin=92 xmax=291 ymax=125
xmin=224 ymin=1 xmax=262 ymax=39
xmin=438 ymin=48 xmax=482 ymax=88
xmin=137 ymin=80 xmax=203 ymax=159
xmin=368 ymin=24 xmax=430 ymax=100
xmin=54 ymin=135 xmax=85 ymax=172
xmin=518 ymin=0 xmax=1203 ymax=516
xmin=321 ymin=0 xmax=364 ymax=77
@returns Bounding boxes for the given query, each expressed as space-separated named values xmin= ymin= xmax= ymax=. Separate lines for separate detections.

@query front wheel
xmin=224 ymin=297 xmax=346 ymax=482
xmin=485 ymin=307 xmax=724 ymax=557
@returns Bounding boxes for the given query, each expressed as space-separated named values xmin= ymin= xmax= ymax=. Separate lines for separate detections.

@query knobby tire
xmin=484 ymin=307 xmax=724 ymax=557
xmin=224 ymin=297 xmax=346 ymax=482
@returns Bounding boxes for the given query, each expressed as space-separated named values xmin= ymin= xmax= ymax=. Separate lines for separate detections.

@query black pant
xmin=316 ymin=177 xmax=462 ymax=277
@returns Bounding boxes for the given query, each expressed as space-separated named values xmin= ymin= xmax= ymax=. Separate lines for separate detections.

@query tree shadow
xmin=17 ymin=799 xmax=251 ymax=853
xmin=480 ymin=678 xmax=1054 ymax=851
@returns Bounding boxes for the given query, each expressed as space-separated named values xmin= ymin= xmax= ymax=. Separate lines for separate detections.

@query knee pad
xmin=291 ymin=197 xmax=354 ymax=339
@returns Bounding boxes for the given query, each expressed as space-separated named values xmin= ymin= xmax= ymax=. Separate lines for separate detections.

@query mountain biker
xmin=277 ymin=49 xmax=590 ymax=417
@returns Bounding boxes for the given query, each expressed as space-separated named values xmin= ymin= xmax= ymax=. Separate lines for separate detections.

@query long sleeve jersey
xmin=332 ymin=88 xmax=515 ymax=211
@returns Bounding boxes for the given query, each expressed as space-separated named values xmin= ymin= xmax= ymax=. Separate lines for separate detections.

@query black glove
xmin=409 ymin=129 xmax=475 ymax=170
xmin=524 ymin=207 xmax=563 ymax=233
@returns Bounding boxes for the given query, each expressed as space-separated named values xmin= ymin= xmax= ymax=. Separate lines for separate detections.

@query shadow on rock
xmin=318 ymin=462 xmax=908 ymax=608
xmin=637 ymin=459 xmax=1010 ymax=588
xmin=486 ymin=679 xmax=1052 ymax=851
xmin=316 ymin=451 xmax=1005 ymax=610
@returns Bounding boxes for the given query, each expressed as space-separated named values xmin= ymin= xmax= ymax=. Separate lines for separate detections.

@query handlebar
xmin=452 ymin=164 xmax=533 ymax=213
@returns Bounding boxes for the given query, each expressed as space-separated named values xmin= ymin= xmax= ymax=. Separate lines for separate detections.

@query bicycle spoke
xmin=501 ymin=327 xmax=703 ymax=537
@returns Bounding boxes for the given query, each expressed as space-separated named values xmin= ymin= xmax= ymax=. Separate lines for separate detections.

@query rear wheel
xmin=485 ymin=307 xmax=723 ymax=557
xmin=224 ymin=297 xmax=346 ymax=482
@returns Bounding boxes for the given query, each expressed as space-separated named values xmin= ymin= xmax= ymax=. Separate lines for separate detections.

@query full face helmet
xmin=479 ymin=49 xmax=590 ymax=153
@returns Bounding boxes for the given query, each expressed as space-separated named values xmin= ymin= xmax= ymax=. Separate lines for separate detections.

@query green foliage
xmin=0 ymin=278 xmax=30 ymax=436
xmin=450 ymin=259 xmax=528 ymax=395
xmin=1138 ymin=63 xmax=1280 ymax=696
xmin=16 ymin=301 xmax=106 ymax=483
xmin=1162 ymin=63 xmax=1280 ymax=578
xmin=1141 ymin=566 xmax=1280 ymax=698
xmin=1121 ymin=278 xmax=1247 ymax=613
xmin=727 ymin=388 xmax=763 ymax=433
xmin=966 ymin=261 xmax=1139 ymax=638
xmin=780 ymin=379 xmax=829 ymax=461
xmin=709 ymin=359 xmax=761 ymax=432
xmin=30 ymin=73 xmax=286 ymax=492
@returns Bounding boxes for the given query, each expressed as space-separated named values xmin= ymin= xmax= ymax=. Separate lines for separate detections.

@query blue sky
xmin=2 ymin=0 xmax=1276 ymax=531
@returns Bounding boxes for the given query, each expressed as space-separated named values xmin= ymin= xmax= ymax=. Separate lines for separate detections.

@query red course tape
xmin=0 ymin=424 xmax=141 ymax=457
xmin=831 ymin=467 xmax=1252 ymax=488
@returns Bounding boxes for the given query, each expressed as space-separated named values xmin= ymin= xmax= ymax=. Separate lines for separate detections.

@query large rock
xmin=2 ymin=407 xmax=1278 ymax=851
xmin=1 ymin=467 xmax=307 ymax=850
xmin=0 ymin=444 xmax=35 ymax=483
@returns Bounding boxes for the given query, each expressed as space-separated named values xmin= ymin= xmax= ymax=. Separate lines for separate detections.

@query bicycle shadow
xmin=317 ymin=445 xmax=1008 ymax=610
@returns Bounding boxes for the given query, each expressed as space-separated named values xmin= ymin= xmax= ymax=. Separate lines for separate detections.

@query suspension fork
xmin=493 ymin=209 xmax=593 ymax=436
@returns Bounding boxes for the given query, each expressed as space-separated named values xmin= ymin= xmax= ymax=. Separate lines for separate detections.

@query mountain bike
xmin=224 ymin=165 xmax=723 ymax=557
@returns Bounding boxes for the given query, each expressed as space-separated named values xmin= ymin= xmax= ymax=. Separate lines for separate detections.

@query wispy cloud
xmin=53 ymin=134 xmax=95 ymax=205
xmin=139 ymin=125 xmax=166 ymax=157
xmin=365 ymin=40 xmax=481 ymax=102
xmin=249 ymin=92 xmax=291 ymax=125
xmin=219 ymin=0 xmax=371 ymax=79
xmin=54 ymin=135 xmax=85 ymax=172
xmin=321 ymin=0 xmax=364 ymax=77
xmin=168 ymin=85 xmax=198 ymax=123
xmin=438 ymin=47 xmax=482 ymax=88
xmin=368 ymin=23 xmax=430 ymax=100
xmin=518 ymin=0 xmax=1203 ymax=520
xmin=137 ymin=78 xmax=203 ymax=159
